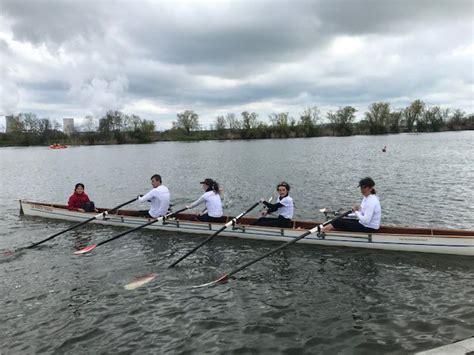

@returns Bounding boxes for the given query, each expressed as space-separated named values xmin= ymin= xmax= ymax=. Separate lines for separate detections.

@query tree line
xmin=0 ymin=111 xmax=156 ymax=146
xmin=1 ymin=100 xmax=472 ymax=146
xmin=165 ymin=100 xmax=473 ymax=140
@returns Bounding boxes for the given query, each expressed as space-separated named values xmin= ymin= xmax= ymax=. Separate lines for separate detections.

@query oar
xmin=249 ymin=196 xmax=272 ymax=225
xmin=6 ymin=197 xmax=138 ymax=254
xmin=168 ymin=201 xmax=261 ymax=268
xmin=195 ymin=209 xmax=352 ymax=287
xmin=74 ymin=207 xmax=188 ymax=255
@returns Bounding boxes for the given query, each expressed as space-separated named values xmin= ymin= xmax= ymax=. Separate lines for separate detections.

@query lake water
xmin=0 ymin=131 xmax=473 ymax=353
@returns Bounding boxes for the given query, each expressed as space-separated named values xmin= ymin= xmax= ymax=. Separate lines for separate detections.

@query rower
xmin=254 ymin=182 xmax=294 ymax=228
xmin=137 ymin=174 xmax=170 ymax=218
xmin=186 ymin=178 xmax=224 ymax=223
xmin=324 ymin=177 xmax=381 ymax=233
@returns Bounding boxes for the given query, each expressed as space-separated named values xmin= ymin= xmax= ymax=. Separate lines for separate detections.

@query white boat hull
xmin=19 ymin=200 xmax=474 ymax=256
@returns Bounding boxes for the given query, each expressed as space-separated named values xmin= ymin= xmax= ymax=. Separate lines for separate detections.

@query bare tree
xmin=82 ymin=115 xmax=98 ymax=132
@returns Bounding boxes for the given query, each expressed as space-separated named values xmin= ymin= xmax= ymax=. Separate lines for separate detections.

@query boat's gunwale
xmin=20 ymin=199 xmax=474 ymax=237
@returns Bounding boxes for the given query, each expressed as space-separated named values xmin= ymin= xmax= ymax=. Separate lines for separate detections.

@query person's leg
xmin=80 ymin=202 xmax=94 ymax=212
xmin=278 ymin=216 xmax=293 ymax=228
xmin=254 ymin=217 xmax=280 ymax=227
xmin=331 ymin=218 xmax=378 ymax=233
xmin=136 ymin=210 xmax=153 ymax=218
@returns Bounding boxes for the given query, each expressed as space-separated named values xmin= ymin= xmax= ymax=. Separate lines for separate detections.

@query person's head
xmin=358 ymin=177 xmax=376 ymax=196
xmin=150 ymin=174 xmax=162 ymax=188
xmin=276 ymin=181 xmax=290 ymax=198
xmin=200 ymin=178 xmax=219 ymax=193
xmin=74 ymin=183 xmax=85 ymax=194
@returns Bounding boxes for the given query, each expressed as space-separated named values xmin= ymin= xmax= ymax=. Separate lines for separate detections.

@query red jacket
xmin=68 ymin=192 xmax=91 ymax=211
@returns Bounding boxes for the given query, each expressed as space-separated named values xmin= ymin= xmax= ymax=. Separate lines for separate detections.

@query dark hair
xmin=201 ymin=178 xmax=220 ymax=194
xmin=75 ymin=183 xmax=85 ymax=191
xmin=150 ymin=174 xmax=162 ymax=183
xmin=277 ymin=181 xmax=290 ymax=192
xmin=358 ymin=177 xmax=376 ymax=194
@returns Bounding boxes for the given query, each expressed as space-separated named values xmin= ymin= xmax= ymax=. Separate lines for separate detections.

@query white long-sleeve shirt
xmin=138 ymin=185 xmax=170 ymax=218
xmin=353 ymin=194 xmax=381 ymax=229
xmin=189 ymin=190 xmax=223 ymax=217
xmin=277 ymin=195 xmax=294 ymax=219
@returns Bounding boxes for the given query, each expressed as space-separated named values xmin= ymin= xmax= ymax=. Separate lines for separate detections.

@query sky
xmin=0 ymin=0 xmax=473 ymax=130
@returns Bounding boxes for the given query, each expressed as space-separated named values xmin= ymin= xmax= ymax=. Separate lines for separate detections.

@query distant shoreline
xmin=1 ymin=128 xmax=472 ymax=148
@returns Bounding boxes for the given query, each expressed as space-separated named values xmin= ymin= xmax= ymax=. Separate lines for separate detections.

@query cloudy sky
xmin=0 ymin=0 xmax=473 ymax=130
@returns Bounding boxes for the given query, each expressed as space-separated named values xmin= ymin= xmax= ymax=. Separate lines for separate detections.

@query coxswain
xmin=68 ymin=183 xmax=97 ymax=212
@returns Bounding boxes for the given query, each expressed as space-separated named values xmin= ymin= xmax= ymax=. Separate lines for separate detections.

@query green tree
xmin=365 ymin=102 xmax=390 ymax=134
xmin=241 ymin=111 xmax=259 ymax=130
xmin=214 ymin=115 xmax=227 ymax=138
xmin=269 ymin=112 xmax=291 ymax=137
xmin=173 ymin=110 xmax=200 ymax=135
xmin=420 ymin=106 xmax=447 ymax=132
xmin=387 ymin=109 xmax=403 ymax=133
xmin=327 ymin=106 xmax=356 ymax=136
xmin=447 ymin=109 xmax=466 ymax=130
xmin=298 ymin=106 xmax=321 ymax=136
xmin=404 ymin=99 xmax=425 ymax=132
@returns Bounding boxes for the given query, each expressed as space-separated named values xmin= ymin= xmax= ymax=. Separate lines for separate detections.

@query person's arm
xmin=138 ymin=189 xmax=155 ymax=203
xmin=67 ymin=195 xmax=78 ymax=211
xmin=354 ymin=198 xmax=376 ymax=225
xmin=187 ymin=193 xmax=206 ymax=209
xmin=263 ymin=200 xmax=283 ymax=213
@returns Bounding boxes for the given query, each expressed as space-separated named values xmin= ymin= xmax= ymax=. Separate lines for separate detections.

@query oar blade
xmin=193 ymin=273 xmax=229 ymax=289
xmin=74 ymin=244 xmax=97 ymax=255
xmin=124 ymin=273 xmax=157 ymax=290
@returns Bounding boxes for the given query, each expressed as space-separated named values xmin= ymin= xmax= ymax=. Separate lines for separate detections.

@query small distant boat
xmin=19 ymin=200 xmax=474 ymax=256
xmin=49 ymin=144 xmax=68 ymax=149
xmin=382 ymin=145 xmax=387 ymax=152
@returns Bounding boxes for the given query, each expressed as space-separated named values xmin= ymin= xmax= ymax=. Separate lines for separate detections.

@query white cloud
xmin=0 ymin=0 xmax=472 ymax=127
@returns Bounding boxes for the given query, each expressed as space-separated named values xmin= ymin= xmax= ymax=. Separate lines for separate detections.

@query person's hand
xmin=137 ymin=194 xmax=143 ymax=200
xmin=78 ymin=208 xmax=85 ymax=212
xmin=185 ymin=205 xmax=190 ymax=209
xmin=352 ymin=204 xmax=360 ymax=212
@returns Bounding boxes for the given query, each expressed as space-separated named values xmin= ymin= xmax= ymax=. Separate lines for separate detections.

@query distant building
xmin=63 ymin=118 xmax=74 ymax=135
xmin=5 ymin=115 xmax=15 ymax=133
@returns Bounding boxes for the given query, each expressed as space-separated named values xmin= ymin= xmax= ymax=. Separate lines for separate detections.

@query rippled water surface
xmin=1 ymin=132 xmax=473 ymax=354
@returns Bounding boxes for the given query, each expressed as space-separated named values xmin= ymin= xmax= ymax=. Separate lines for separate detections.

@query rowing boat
xmin=19 ymin=200 xmax=474 ymax=256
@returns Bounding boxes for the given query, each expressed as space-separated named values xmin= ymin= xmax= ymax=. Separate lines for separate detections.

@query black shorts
xmin=137 ymin=210 xmax=154 ymax=218
xmin=331 ymin=217 xmax=379 ymax=233
xmin=195 ymin=214 xmax=226 ymax=223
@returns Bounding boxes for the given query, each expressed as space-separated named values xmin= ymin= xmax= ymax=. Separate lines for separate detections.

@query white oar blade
xmin=192 ymin=274 xmax=229 ymax=289
xmin=124 ymin=273 xmax=156 ymax=290
xmin=74 ymin=244 xmax=97 ymax=255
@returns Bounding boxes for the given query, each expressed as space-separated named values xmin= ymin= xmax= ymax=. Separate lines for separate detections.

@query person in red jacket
xmin=68 ymin=183 xmax=97 ymax=212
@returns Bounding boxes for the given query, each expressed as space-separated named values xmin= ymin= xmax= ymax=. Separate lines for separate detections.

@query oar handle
xmin=168 ymin=201 xmax=261 ymax=268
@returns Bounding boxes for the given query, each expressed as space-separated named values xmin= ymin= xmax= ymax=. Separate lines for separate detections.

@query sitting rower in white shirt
xmin=137 ymin=174 xmax=170 ymax=218
xmin=326 ymin=177 xmax=381 ymax=233
xmin=255 ymin=181 xmax=294 ymax=228
xmin=186 ymin=178 xmax=224 ymax=223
